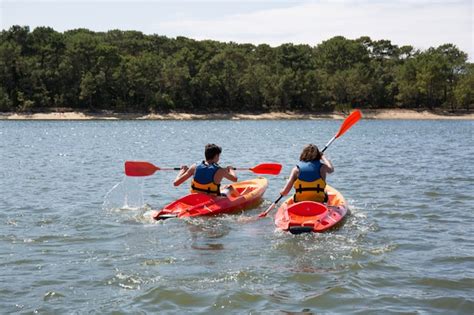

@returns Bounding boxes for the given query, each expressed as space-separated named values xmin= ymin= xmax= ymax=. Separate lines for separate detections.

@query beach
xmin=1 ymin=109 xmax=473 ymax=120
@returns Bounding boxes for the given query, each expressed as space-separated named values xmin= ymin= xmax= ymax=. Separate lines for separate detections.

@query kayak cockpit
xmin=275 ymin=185 xmax=348 ymax=233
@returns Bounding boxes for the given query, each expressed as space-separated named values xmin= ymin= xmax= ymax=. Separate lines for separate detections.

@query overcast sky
xmin=1 ymin=0 xmax=473 ymax=60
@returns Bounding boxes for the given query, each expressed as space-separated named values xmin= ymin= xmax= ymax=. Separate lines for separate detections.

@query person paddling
xmin=173 ymin=143 xmax=239 ymax=197
xmin=279 ymin=144 xmax=334 ymax=203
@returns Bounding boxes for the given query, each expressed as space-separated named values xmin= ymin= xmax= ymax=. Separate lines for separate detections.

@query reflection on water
xmin=191 ymin=243 xmax=225 ymax=251
xmin=187 ymin=218 xmax=230 ymax=251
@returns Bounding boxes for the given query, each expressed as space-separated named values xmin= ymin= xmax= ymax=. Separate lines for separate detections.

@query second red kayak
xmin=152 ymin=177 xmax=268 ymax=220
xmin=274 ymin=184 xmax=348 ymax=234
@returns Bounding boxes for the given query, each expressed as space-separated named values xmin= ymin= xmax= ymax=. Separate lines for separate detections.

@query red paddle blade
xmin=258 ymin=205 xmax=273 ymax=217
xmin=250 ymin=163 xmax=282 ymax=175
xmin=257 ymin=204 xmax=273 ymax=217
xmin=125 ymin=161 xmax=160 ymax=176
xmin=336 ymin=109 xmax=362 ymax=138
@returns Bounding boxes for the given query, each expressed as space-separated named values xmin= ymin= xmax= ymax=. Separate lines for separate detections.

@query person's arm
xmin=279 ymin=167 xmax=299 ymax=196
xmin=320 ymin=154 xmax=334 ymax=180
xmin=221 ymin=166 xmax=238 ymax=182
xmin=173 ymin=164 xmax=195 ymax=186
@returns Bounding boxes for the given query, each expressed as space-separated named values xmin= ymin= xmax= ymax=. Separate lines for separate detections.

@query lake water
xmin=1 ymin=119 xmax=473 ymax=314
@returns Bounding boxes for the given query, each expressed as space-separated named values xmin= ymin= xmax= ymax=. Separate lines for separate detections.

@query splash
xmin=103 ymin=176 xmax=145 ymax=211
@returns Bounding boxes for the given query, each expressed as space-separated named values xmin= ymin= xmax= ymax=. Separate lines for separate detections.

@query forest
xmin=1 ymin=25 xmax=472 ymax=113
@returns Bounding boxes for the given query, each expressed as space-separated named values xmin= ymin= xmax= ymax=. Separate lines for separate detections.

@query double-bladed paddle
xmin=257 ymin=109 xmax=362 ymax=218
xmin=124 ymin=161 xmax=282 ymax=177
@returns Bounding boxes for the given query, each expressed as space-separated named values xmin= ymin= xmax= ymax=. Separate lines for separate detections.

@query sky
xmin=1 ymin=0 xmax=473 ymax=60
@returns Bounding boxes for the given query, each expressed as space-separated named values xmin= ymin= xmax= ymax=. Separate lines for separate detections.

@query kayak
xmin=274 ymin=184 xmax=348 ymax=234
xmin=152 ymin=177 xmax=268 ymax=220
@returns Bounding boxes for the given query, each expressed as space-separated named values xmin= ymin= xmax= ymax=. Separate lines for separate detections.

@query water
xmin=1 ymin=119 xmax=473 ymax=314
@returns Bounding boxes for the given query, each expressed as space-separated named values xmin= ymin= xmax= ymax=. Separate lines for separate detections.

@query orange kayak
xmin=274 ymin=184 xmax=348 ymax=234
xmin=152 ymin=177 xmax=268 ymax=220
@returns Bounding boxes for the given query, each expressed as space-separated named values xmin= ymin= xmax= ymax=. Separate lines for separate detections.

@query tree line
xmin=1 ymin=25 xmax=472 ymax=113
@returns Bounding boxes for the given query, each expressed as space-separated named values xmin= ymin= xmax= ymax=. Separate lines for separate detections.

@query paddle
xmin=321 ymin=109 xmax=362 ymax=153
xmin=125 ymin=161 xmax=179 ymax=177
xmin=125 ymin=161 xmax=282 ymax=177
xmin=234 ymin=163 xmax=282 ymax=175
xmin=257 ymin=109 xmax=362 ymax=218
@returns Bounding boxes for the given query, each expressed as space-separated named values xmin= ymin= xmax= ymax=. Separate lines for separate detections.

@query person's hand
xmin=226 ymin=165 xmax=234 ymax=171
xmin=180 ymin=165 xmax=189 ymax=173
xmin=279 ymin=189 xmax=287 ymax=196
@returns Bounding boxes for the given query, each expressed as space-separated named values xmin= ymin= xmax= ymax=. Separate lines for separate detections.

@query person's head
xmin=299 ymin=144 xmax=322 ymax=162
xmin=205 ymin=143 xmax=222 ymax=162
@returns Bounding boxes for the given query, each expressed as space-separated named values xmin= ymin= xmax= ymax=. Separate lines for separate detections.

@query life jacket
xmin=191 ymin=161 xmax=221 ymax=195
xmin=293 ymin=160 xmax=327 ymax=203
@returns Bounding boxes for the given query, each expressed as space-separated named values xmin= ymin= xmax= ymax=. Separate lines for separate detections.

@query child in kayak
xmin=279 ymin=144 xmax=334 ymax=203
xmin=173 ymin=143 xmax=239 ymax=197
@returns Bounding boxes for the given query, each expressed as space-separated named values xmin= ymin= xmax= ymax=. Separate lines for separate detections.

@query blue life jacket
xmin=293 ymin=160 xmax=327 ymax=202
xmin=191 ymin=161 xmax=221 ymax=195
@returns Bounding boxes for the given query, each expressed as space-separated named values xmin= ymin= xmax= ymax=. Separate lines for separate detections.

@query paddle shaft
xmin=273 ymin=195 xmax=284 ymax=205
xmin=155 ymin=165 xmax=276 ymax=172
xmin=259 ymin=195 xmax=284 ymax=217
xmin=321 ymin=135 xmax=336 ymax=153
xmin=157 ymin=167 xmax=236 ymax=170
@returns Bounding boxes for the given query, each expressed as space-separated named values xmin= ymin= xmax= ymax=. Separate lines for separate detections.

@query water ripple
xmin=1 ymin=120 xmax=473 ymax=313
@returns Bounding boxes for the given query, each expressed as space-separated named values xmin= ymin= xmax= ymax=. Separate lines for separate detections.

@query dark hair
xmin=299 ymin=144 xmax=322 ymax=162
xmin=205 ymin=143 xmax=222 ymax=161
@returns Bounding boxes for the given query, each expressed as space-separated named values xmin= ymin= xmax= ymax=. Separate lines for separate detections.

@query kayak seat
xmin=288 ymin=201 xmax=327 ymax=217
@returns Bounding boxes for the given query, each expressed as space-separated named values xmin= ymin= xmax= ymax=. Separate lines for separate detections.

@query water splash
xmin=103 ymin=176 xmax=145 ymax=211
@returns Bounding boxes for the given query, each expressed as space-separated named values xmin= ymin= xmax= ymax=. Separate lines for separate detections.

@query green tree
xmin=454 ymin=64 xmax=474 ymax=111
xmin=314 ymin=36 xmax=370 ymax=74
xmin=0 ymin=26 xmax=472 ymax=113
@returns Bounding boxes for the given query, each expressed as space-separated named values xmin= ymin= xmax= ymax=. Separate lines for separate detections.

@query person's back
xmin=191 ymin=161 xmax=221 ymax=195
xmin=293 ymin=159 xmax=326 ymax=202
xmin=279 ymin=144 xmax=334 ymax=203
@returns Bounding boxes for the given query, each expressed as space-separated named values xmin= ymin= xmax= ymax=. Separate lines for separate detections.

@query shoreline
xmin=1 ymin=109 xmax=473 ymax=120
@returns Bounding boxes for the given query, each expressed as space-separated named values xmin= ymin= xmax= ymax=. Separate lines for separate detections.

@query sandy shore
xmin=1 ymin=109 xmax=473 ymax=120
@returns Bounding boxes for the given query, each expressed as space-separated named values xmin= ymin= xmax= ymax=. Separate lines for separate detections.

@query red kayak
xmin=152 ymin=177 xmax=268 ymax=220
xmin=274 ymin=184 xmax=348 ymax=234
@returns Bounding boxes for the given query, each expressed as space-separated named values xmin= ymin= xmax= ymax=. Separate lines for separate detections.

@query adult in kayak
xmin=279 ymin=144 xmax=334 ymax=203
xmin=173 ymin=143 xmax=239 ymax=197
